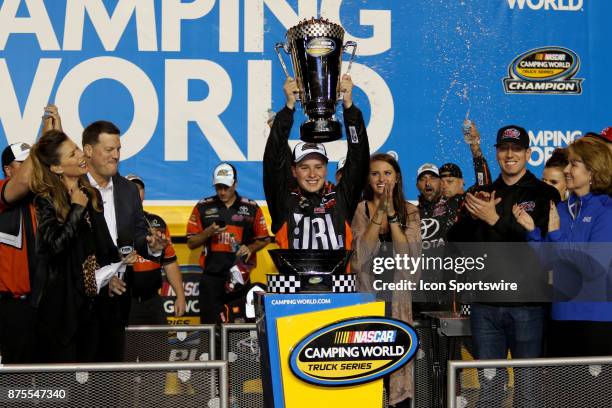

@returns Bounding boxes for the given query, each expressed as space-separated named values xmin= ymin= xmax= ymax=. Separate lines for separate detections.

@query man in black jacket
xmin=82 ymin=120 xmax=166 ymax=361
xmin=263 ymin=75 xmax=369 ymax=250
xmin=449 ymin=125 xmax=560 ymax=408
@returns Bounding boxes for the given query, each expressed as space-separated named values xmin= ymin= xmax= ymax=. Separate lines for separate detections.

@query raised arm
xmin=263 ymin=78 xmax=297 ymax=233
xmin=336 ymin=75 xmax=370 ymax=218
xmin=465 ymin=120 xmax=492 ymax=188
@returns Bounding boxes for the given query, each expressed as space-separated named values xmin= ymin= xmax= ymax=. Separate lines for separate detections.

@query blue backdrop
xmin=0 ymin=0 xmax=607 ymax=200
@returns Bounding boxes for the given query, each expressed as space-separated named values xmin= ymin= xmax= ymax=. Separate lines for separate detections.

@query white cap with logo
xmin=2 ymin=143 xmax=31 ymax=167
xmin=292 ymin=142 xmax=329 ymax=164
xmin=212 ymin=163 xmax=236 ymax=187
xmin=416 ymin=163 xmax=440 ymax=179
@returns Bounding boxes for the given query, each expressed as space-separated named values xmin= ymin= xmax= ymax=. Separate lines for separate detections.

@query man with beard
xmin=417 ymin=121 xmax=491 ymax=251
xmin=415 ymin=121 xmax=491 ymax=312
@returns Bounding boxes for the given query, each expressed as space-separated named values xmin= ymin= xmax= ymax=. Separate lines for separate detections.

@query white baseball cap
xmin=212 ymin=163 xmax=236 ymax=187
xmin=292 ymin=142 xmax=329 ymax=164
xmin=416 ymin=163 xmax=440 ymax=179
xmin=2 ymin=143 xmax=31 ymax=167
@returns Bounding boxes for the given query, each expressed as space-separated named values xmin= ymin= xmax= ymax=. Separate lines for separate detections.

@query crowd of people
xmin=1 ymin=74 xmax=611 ymax=407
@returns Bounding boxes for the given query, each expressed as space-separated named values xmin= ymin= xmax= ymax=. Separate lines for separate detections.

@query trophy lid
xmin=268 ymin=249 xmax=352 ymax=275
xmin=287 ymin=17 xmax=345 ymax=43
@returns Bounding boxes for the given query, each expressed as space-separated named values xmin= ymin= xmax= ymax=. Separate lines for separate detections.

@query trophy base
xmin=300 ymin=118 xmax=342 ymax=143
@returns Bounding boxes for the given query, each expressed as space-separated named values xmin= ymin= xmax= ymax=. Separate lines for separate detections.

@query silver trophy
xmin=275 ymin=18 xmax=357 ymax=143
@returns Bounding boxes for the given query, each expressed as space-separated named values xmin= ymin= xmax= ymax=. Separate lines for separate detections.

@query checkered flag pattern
xmin=287 ymin=18 xmax=345 ymax=43
xmin=266 ymin=274 xmax=301 ymax=293
xmin=332 ymin=274 xmax=356 ymax=293
xmin=460 ymin=304 xmax=471 ymax=316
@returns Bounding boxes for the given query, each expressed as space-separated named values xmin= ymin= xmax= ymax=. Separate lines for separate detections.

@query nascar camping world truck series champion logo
xmin=503 ymin=46 xmax=583 ymax=94
xmin=289 ymin=317 xmax=418 ymax=386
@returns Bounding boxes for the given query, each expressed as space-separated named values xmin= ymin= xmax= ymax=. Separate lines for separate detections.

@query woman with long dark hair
xmin=351 ymin=153 xmax=421 ymax=407
xmin=29 ymin=130 xmax=130 ymax=362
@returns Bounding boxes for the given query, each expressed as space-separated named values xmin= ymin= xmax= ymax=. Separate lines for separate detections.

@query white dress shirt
xmin=87 ymin=173 xmax=161 ymax=269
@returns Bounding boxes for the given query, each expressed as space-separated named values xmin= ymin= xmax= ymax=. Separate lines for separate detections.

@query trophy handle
xmin=274 ymin=42 xmax=291 ymax=79
xmin=275 ymin=42 xmax=301 ymax=103
xmin=338 ymin=41 xmax=358 ymax=101
xmin=343 ymin=41 xmax=358 ymax=75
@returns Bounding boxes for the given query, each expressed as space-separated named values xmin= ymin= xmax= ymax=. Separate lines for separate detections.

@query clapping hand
xmin=548 ymin=201 xmax=560 ymax=233
xmin=465 ymin=191 xmax=501 ymax=226
xmin=512 ymin=204 xmax=535 ymax=232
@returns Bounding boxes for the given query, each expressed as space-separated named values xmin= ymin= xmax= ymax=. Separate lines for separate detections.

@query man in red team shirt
xmin=0 ymin=105 xmax=61 ymax=363
xmin=126 ymin=174 xmax=186 ymax=324
xmin=187 ymin=163 xmax=270 ymax=324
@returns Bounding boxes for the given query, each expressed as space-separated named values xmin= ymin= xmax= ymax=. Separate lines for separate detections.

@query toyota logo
xmin=420 ymin=218 xmax=440 ymax=240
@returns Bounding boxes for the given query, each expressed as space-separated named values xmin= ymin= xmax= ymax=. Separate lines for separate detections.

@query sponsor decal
xmin=306 ymin=38 xmax=336 ymax=57
xmin=238 ymin=206 xmax=250 ymax=216
xmin=582 ymin=216 xmax=592 ymax=223
xmin=420 ymin=218 xmax=440 ymax=241
xmin=216 ymin=168 xmax=230 ymax=176
xmin=205 ymin=208 xmax=218 ymax=215
xmin=302 ymin=142 xmax=318 ymax=151
xmin=148 ymin=218 xmax=162 ymax=228
xmin=308 ymin=276 xmax=323 ymax=284
xmin=518 ymin=201 xmax=536 ymax=212
xmin=503 ymin=47 xmax=583 ymax=94
xmin=321 ymin=193 xmax=337 ymax=210
xmin=432 ymin=204 xmax=447 ymax=218
xmin=291 ymin=213 xmax=342 ymax=250
xmin=507 ymin=0 xmax=583 ymax=11
xmin=503 ymin=128 xmax=521 ymax=140
xmin=232 ymin=214 xmax=244 ymax=222
xmin=349 ymin=126 xmax=359 ymax=143
xmin=314 ymin=207 xmax=326 ymax=214
xmin=289 ymin=317 xmax=418 ymax=386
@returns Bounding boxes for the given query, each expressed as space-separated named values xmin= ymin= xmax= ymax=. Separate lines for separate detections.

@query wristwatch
xmin=387 ymin=213 xmax=399 ymax=224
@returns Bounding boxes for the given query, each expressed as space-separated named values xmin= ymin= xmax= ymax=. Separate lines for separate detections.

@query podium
xmin=256 ymin=250 xmax=418 ymax=408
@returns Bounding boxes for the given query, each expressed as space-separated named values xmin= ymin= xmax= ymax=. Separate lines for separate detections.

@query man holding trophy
xmin=263 ymin=18 xmax=369 ymax=250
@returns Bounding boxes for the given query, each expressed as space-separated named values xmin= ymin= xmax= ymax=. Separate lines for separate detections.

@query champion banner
xmin=0 ymin=0 xmax=608 ymax=201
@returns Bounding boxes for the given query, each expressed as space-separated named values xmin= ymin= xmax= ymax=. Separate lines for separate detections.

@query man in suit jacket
xmin=82 ymin=120 xmax=167 ymax=362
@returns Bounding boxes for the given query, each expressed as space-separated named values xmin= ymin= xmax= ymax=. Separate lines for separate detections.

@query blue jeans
xmin=470 ymin=304 xmax=545 ymax=408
